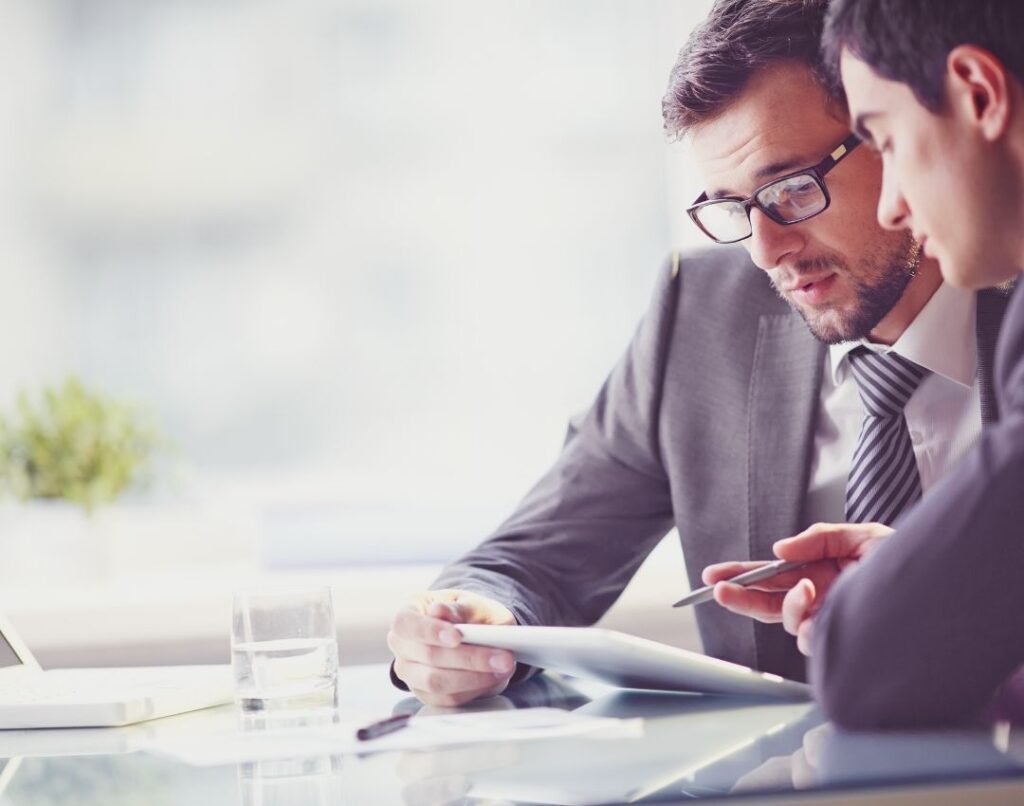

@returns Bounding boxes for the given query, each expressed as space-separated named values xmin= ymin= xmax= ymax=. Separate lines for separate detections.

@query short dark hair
xmin=823 ymin=0 xmax=1024 ymax=112
xmin=662 ymin=0 xmax=841 ymax=139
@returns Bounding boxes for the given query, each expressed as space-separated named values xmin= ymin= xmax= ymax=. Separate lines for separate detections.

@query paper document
xmin=149 ymin=707 xmax=644 ymax=767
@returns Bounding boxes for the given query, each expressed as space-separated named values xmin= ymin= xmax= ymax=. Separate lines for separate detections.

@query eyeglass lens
xmin=695 ymin=172 xmax=828 ymax=242
xmin=695 ymin=201 xmax=751 ymax=243
xmin=755 ymin=174 xmax=826 ymax=221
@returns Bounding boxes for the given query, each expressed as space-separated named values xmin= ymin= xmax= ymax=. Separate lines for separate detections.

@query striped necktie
xmin=845 ymin=347 xmax=930 ymax=525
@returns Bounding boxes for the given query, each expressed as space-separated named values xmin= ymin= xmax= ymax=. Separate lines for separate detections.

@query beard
xmin=776 ymin=234 xmax=922 ymax=345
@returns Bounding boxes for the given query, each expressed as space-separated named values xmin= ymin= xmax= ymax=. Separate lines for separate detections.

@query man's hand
xmin=700 ymin=522 xmax=892 ymax=651
xmin=388 ymin=589 xmax=517 ymax=706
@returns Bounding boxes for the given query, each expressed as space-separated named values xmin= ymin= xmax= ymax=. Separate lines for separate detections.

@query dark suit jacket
xmin=811 ymin=282 xmax=1023 ymax=728
xmin=430 ymin=248 xmax=1008 ymax=683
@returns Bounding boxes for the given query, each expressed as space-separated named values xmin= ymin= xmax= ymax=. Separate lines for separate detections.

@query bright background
xmin=0 ymin=0 xmax=718 ymax=665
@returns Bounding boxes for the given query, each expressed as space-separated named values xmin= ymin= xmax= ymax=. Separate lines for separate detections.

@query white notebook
xmin=0 ymin=613 xmax=232 ymax=730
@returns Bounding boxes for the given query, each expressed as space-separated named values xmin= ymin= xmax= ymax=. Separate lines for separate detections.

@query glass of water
xmin=231 ymin=587 xmax=339 ymax=711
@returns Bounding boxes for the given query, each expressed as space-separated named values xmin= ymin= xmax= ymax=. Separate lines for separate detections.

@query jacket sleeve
xmin=811 ymin=287 xmax=1024 ymax=729
xmin=429 ymin=255 xmax=682 ymax=628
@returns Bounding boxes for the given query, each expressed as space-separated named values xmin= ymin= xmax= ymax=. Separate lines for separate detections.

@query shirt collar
xmin=829 ymin=282 xmax=977 ymax=389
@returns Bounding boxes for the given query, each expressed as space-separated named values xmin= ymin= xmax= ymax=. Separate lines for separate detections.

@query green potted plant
xmin=0 ymin=377 xmax=159 ymax=512
xmin=0 ymin=378 xmax=161 ymax=584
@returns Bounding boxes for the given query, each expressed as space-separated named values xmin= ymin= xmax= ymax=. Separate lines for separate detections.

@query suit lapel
xmin=746 ymin=312 xmax=824 ymax=677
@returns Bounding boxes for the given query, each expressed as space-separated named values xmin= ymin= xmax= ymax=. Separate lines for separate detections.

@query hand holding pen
xmin=677 ymin=522 xmax=893 ymax=654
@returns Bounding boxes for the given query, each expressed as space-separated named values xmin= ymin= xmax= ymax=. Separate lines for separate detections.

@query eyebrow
xmin=707 ymin=154 xmax=814 ymax=200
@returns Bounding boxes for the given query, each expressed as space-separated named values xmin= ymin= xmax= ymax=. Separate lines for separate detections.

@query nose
xmin=745 ymin=209 xmax=805 ymax=271
xmin=876 ymin=165 xmax=910 ymax=231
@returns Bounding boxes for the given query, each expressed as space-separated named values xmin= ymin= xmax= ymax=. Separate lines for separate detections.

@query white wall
xmin=0 ymin=0 xmax=714 ymax=567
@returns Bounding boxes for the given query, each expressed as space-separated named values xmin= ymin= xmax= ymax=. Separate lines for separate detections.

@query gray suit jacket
xmin=811 ymin=282 xmax=1022 ymax=727
xmin=432 ymin=247 xmax=1008 ymax=683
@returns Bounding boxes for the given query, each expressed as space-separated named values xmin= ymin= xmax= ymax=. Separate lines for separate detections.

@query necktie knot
xmin=847 ymin=347 xmax=929 ymax=418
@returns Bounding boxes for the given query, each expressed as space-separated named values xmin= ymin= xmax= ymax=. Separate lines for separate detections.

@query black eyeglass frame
xmin=686 ymin=133 xmax=862 ymax=245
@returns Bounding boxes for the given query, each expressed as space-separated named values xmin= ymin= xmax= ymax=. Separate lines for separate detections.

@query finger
xmin=713 ymin=582 xmax=785 ymax=623
xmin=772 ymin=524 xmax=861 ymax=563
xmin=387 ymin=630 xmax=515 ymax=675
xmin=702 ymin=560 xmax=773 ymax=585
xmin=395 ymin=659 xmax=510 ymax=702
xmin=782 ymin=579 xmax=816 ymax=637
xmin=715 ymin=561 xmax=839 ymax=593
xmin=393 ymin=608 xmax=465 ymax=648
xmin=425 ymin=600 xmax=467 ymax=623
xmin=773 ymin=522 xmax=890 ymax=563
xmin=703 ymin=560 xmax=841 ymax=593
xmin=796 ymin=617 xmax=814 ymax=657
xmin=426 ymin=590 xmax=518 ymax=627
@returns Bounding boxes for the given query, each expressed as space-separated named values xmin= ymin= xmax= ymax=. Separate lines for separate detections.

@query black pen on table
xmin=356 ymin=712 xmax=413 ymax=741
xmin=672 ymin=559 xmax=808 ymax=608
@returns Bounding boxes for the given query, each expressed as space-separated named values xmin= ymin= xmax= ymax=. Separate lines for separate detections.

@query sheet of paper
xmin=148 ymin=707 xmax=644 ymax=767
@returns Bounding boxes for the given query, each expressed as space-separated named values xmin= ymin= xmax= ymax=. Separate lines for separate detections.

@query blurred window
xmin=0 ymin=0 xmax=712 ymax=566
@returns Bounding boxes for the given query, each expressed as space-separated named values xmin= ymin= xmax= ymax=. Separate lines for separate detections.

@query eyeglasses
xmin=687 ymin=133 xmax=861 ymax=244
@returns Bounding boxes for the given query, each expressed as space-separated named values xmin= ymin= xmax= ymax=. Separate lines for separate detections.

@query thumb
xmin=797 ymin=577 xmax=816 ymax=608
xmin=425 ymin=600 xmax=466 ymax=623
xmin=773 ymin=524 xmax=867 ymax=563
xmin=782 ymin=578 xmax=817 ymax=637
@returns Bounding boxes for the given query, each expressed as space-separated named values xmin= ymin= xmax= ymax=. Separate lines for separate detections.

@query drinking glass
xmin=231 ymin=586 xmax=339 ymax=711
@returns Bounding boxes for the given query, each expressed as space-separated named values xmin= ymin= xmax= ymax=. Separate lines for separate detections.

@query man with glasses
xmin=387 ymin=0 xmax=1009 ymax=707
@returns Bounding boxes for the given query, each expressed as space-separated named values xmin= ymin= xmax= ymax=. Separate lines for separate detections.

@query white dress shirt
xmin=804 ymin=282 xmax=981 ymax=526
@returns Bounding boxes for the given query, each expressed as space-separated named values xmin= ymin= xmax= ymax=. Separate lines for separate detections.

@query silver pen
xmin=672 ymin=559 xmax=808 ymax=608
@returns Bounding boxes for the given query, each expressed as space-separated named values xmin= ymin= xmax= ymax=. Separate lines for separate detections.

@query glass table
xmin=1 ymin=663 xmax=1023 ymax=805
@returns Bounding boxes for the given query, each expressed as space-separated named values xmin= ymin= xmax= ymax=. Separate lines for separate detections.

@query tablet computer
xmin=456 ymin=624 xmax=810 ymax=700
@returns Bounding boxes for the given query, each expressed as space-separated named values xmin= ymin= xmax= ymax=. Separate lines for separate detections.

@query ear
xmin=946 ymin=44 xmax=1012 ymax=141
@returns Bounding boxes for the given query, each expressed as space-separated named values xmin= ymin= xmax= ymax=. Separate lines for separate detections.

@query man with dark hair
xmin=386 ymin=0 xmax=1009 ymax=708
xmin=751 ymin=0 xmax=1024 ymax=729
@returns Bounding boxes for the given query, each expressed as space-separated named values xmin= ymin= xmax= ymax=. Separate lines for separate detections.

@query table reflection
xmin=385 ymin=679 xmax=1024 ymax=805
xmin=1 ymin=666 xmax=1024 ymax=806
xmin=234 ymin=707 xmax=344 ymax=806
xmin=459 ymin=690 xmax=819 ymax=804
xmin=816 ymin=726 xmax=1022 ymax=786
xmin=237 ymin=755 xmax=344 ymax=806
